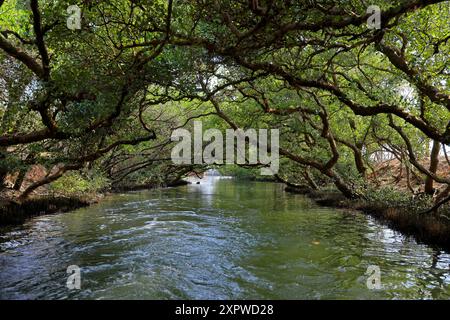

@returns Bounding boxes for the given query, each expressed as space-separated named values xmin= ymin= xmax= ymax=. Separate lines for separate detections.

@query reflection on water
xmin=0 ymin=177 xmax=449 ymax=299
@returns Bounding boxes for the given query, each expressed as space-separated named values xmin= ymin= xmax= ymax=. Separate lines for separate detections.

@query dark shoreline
xmin=0 ymin=180 xmax=192 ymax=226
xmin=110 ymin=179 xmax=190 ymax=192
xmin=285 ymin=185 xmax=450 ymax=252
xmin=0 ymin=196 xmax=93 ymax=226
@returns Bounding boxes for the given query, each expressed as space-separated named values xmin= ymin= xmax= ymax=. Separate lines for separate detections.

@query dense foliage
xmin=0 ymin=0 xmax=449 ymax=214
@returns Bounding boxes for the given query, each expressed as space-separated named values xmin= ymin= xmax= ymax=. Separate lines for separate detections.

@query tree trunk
xmin=303 ymin=170 xmax=319 ymax=190
xmin=0 ymin=147 xmax=7 ymax=190
xmin=425 ymin=140 xmax=440 ymax=195
xmin=333 ymin=178 xmax=357 ymax=199
xmin=328 ymin=170 xmax=359 ymax=199
xmin=13 ymin=167 xmax=27 ymax=191
xmin=353 ymin=145 xmax=367 ymax=178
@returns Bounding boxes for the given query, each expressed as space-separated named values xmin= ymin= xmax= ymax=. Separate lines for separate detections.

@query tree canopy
xmin=0 ymin=0 xmax=449 ymax=211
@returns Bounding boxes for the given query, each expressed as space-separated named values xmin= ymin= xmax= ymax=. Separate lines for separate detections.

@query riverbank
xmin=285 ymin=186 xmax=450 ymax=251
xmin=0 ymin=196 xmax=95 ymax=225
xmin=0 ymin=180 xmax=192 ymax=226
xmin=111 ymin=179 xmax=190 ymax=192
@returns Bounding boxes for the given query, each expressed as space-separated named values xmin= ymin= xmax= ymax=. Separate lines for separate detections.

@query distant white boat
xmin=204 ymin=169 xmax=221 ymax=176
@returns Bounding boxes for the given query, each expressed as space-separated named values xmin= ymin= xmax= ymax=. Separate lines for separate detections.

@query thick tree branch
xmin=30 ymin=0 xmax=50 ymax=80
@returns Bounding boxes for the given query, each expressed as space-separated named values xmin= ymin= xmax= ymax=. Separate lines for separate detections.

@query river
xmin=1 ymin=177 xmax=449 ymax=299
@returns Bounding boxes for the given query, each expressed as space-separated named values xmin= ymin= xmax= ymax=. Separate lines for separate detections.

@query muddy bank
xmin=110 ymin=179 xmax=190 ymax=192
xmin=0 ymin=180 xmax=192 ymax=227
xmin=285 ymin=186 xmax=450 ymax=251
xmin=0 ymin=196 xmax=94 ymax=226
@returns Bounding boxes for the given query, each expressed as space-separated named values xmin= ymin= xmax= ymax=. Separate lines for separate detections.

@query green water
xmin=1 ymin=178 xmax=449 ymax=299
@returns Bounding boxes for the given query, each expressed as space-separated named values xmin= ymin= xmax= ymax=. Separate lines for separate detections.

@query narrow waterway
xmin=1 ymin=177 xmax=449 ymax=299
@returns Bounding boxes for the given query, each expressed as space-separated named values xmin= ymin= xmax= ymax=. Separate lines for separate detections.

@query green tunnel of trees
xmin=0 ymin=0 xmax=449 ymax=214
